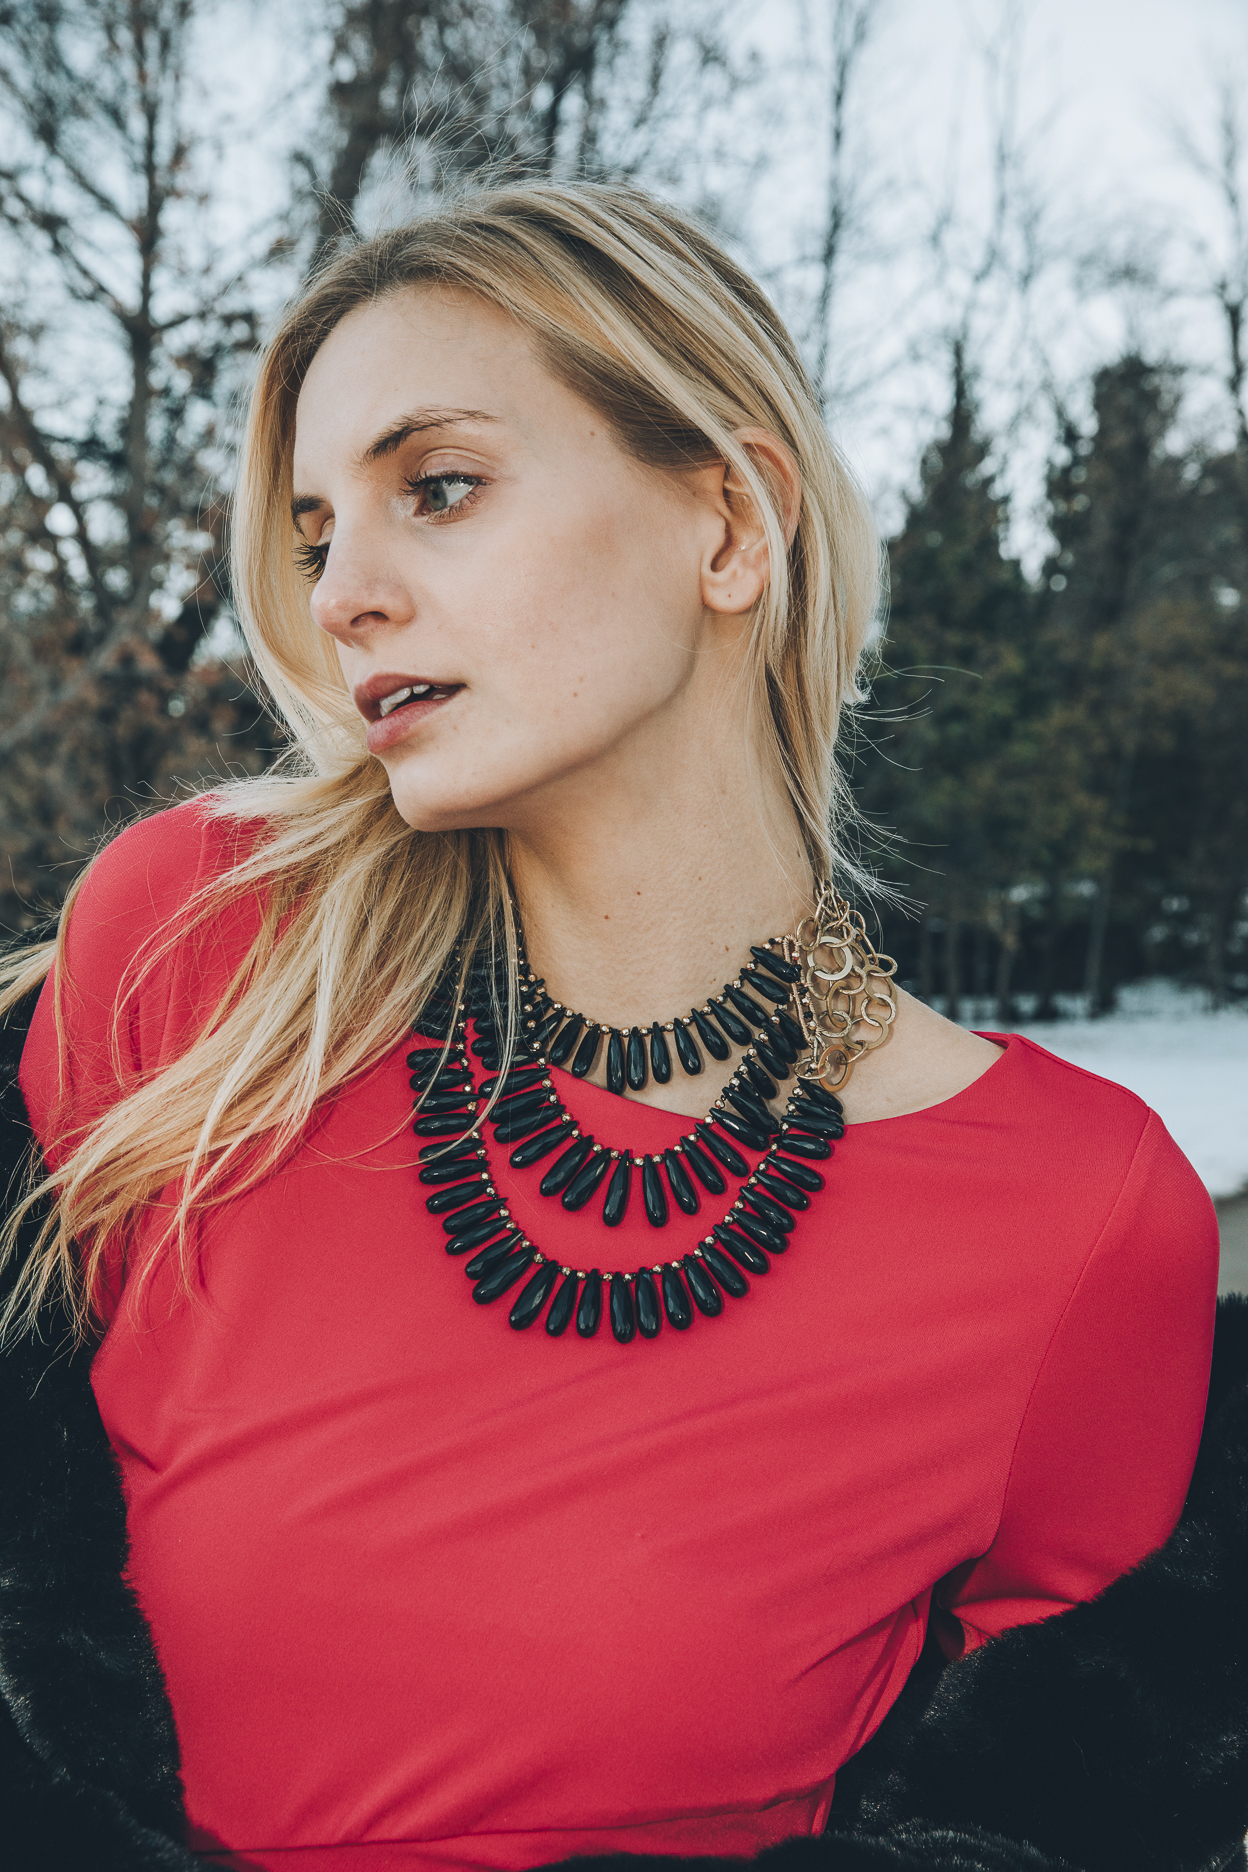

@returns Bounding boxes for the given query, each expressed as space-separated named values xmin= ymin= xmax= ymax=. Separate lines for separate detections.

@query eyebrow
xmin=291 ymin=407 xmax=500 ymax=521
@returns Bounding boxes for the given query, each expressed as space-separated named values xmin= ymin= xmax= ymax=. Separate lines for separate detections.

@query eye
xmin=294 ymin=538 xmax=329 ymax=585
xmin=404 ymin=472 xmax=483 ymax=517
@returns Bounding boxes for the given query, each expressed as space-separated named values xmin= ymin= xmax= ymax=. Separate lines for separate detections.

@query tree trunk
xmin=918 ymin=916 xmax=934 ymax=1003
xmin=994 ymin=907 xmax=1019 ymax=1026
xmin=1034 ymin=872 xmax=1062 ymax=1020
xmin=1082 ymin=863 xmax=1114 ymax=1018
xmin=945 ymin=904 xmax=962 ymax=1025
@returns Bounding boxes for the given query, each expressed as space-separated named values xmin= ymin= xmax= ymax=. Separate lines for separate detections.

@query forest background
xmin=1 ymin=0 xmax=1246 ymax=1024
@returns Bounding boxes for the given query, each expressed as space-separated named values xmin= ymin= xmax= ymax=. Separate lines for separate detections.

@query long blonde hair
xmin=0 ymin=179 xmax=880 ymax=1341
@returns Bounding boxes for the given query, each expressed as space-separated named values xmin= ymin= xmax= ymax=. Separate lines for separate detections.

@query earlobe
xmin=699 ymin=427 xmax=801 ymax=617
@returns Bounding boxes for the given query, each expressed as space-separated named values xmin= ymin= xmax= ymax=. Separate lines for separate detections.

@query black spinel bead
xmin=766 ymin=1156 xmax=824 ymax=1194
xmin=689 ymin=1006 xmax=731 ymax=1060
xmin=683 ymin=1255 xmax=723 ymax=1316
xmin=576 ymin=1270 xmax=603 ymax=1337
xmin=473 ymin=1248 xmax=536 ymax=1304
xmin=413 ymin=1012 xmax=453 ymax=1040
xmin=423 ymin=1073 xmax=475 ymax=1098
xmin=570 ymin=1025 xmax=603 ymax=1078
xmin=450 ymin=1216 xmax=515 ymax=1254
xmin=753 ymin=1038 xmax=791 ymax=1080
xmin=486 ymin=1080 xmax=547 ymax=1111
xmin=755 ymin=1169 xmax=809 ymax=1211
xmin=724 ymin=1085 xmax=775 ymax=1131
xmin=681 ymin=1137 xmax=726 ymax=1194
xmin=540 ymin=1138 xmax=595 ymax=1196
xmin=463 ymin=1232 xmax=523 ymax=1277
xmin=419 ymin=1151 xmax=486 ymax=1183
xmin=407 ymin=1049 xmax=445 ymax=1074
xmin=693 ymin=1122 xmax=748 ymax=1177
xmin=724 ymin=984 xmax=771 ymax=1027
xmin=626 ymin=1028 xmax=648 ymax=1091
xmin=774 ymin=1009 xmax=806 ymax=1053
xmin=509 ymin=1262 xmax=560 ymax=1329
xmin=562 ymin=1151 xmax=614 ymax=1212
xmin=749 ymin=945 xmax=801 ymax=984
xmin=635 ymin=1269 xmax=661 ymax=1337
xmin=546 ymin=1272 xmax=580 ymax=1336
xmin=509 ymin=1121 xmax=575 ymax=1167
xmin=795 ymin=1078 xmax=844 ymax=1116
xmin=413 ymin=1113 xmax=477 ymax=1137
xmin=764 ymin=1020 xmax=799 ymax=1064
xmin=492 ymin=1108 xmax=562 ymax=1145
xmin=489 ymin=1090 xmax=551 ymax=1127
xmin=732 ymin=1209 xmax=787 ymax=1254
xmin=742 ymin=1187 xmax=796 ymax=1232
xmin=416 ymin=1090 xmax=479 ymax=1116
xmin=663 ymin=1149 xmax=699 ymax=1215
xmin=672 ymin=1020 xmax=702 ymax=1075
xmin=710 ymin=998 xmax=752 ymax=1046
xmin=609 ymin=1274 xmax=637 ymax=1344
xmin=443 ymin=1200 xmax=504 ymax=1237
xmin=418 ymin=1132 xmax=483 ymax=1162
xmin=425 ymin=1179 xmax=487 ymax=1214
xmin=642 ymin=1156 xmax=668 ymax=1227
xmin=661 ymin=1265 xmax=693 ymax=1330
xmin=713 ymin=1225 xmax=769 ymax=1274
xmin=744 ymin=1060 xmax=779 ymax=1101
xmin=742 ymin=968 xmax=790 ymax=1005
xmin=700 ymin=1240 xmax=749 ymax=1296
xmin=786 ymin=1107 xmax=844 ymax=1140
xmin=777 ymin=1132 xmax=832 ymax=1160
xmin=479 ymin=1065 xmax=545 ymax=1097
xmin=547 ymin=1016 xmax=585 ymax=1067
xmin=712 ymin=1108 xmax=771 ymax=1152
xmin=602 ymin=1156 xmax=632 ymax=1226
xmin=606 ymin=1028 xmax=626 ymax=1094
xmin=649 ymin=1025 xmax=672 ymax=1084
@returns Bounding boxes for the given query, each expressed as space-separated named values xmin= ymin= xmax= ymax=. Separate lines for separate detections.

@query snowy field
xmin=950 ymin=983 xmax=1248 ymax=1202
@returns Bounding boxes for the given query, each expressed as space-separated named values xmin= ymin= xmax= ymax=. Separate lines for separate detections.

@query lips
xmin=353 ymin=672 xmax=464 ymax=754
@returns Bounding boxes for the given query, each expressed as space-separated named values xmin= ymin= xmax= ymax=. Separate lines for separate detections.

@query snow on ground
xmin=950 ymin=982 xmax=1248 ymax=1201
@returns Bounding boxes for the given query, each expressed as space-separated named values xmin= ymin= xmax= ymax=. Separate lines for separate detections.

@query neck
xmin=506 ymin=766 xmax=815 ymax=1031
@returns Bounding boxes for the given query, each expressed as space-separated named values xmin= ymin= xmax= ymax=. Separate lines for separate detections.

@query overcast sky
xmin=179 ymin=0 xmax=1248 ymax=567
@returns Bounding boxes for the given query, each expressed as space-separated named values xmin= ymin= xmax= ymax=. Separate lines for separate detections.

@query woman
xmin=0 ymin=182 xmax=1222 ymax=1871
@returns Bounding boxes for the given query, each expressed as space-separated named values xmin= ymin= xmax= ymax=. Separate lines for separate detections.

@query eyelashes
xmin=294 ymin=540 xmax=329 ymax=585
xmin=293 ymin=473 xmax=485 ymax=585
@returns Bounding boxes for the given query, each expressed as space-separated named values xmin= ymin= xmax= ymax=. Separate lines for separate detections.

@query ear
xmin=698 ymin=427 xmax=802 ymax=618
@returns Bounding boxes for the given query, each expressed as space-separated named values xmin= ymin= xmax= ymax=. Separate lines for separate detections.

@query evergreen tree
xmin=857 ymin=344 xmax=1032 ymax=1019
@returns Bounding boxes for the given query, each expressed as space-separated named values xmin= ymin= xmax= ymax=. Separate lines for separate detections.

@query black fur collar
xmin=2 ymin=990 xmax=1246 ymax=1872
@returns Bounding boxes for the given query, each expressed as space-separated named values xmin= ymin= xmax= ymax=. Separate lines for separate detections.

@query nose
xmin=309 ymin=529 xmax=416 ymax=645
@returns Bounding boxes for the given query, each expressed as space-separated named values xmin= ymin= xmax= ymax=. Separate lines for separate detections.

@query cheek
xmin=468 ymin=491 xmax=698 ymax=718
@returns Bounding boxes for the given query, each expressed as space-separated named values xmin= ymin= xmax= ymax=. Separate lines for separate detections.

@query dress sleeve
xmin=18 ymin=800 xmax=256 ymax=1166
xmin=934 ymin=1109 xmax=1219 ymax=1656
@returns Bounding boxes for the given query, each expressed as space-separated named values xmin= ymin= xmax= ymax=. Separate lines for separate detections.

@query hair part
xmin=0 ymin=178 xmax=880 ymax=1342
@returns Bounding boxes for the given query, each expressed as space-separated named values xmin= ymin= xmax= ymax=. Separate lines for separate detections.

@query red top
xmin=21 ymin=802 xmax=1219 ymax=1872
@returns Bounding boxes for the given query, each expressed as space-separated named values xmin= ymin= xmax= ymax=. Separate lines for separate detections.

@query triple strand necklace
xmin=408 ymin=886 xmax=898 ymax=1344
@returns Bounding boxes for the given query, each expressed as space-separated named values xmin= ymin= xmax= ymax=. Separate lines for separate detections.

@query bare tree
xmin=298 ymin=0 xmax=752 ymax=263
xmin=0 ymin=0 xmax=278 ymax=927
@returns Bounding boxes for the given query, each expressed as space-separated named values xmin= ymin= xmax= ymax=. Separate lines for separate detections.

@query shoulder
xmin=20 ymin=798 xmax=269 ymax=1151
xmin=66 ymin=796 xmax=257 ymax=937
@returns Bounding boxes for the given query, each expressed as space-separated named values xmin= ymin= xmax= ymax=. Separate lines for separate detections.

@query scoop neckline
xmin=546 ymin=1032 xmax=1017 ymax=1135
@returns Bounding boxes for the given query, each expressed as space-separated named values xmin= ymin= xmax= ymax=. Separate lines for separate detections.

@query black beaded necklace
xmin=404 ymin=899 xmax=898 ymax=1344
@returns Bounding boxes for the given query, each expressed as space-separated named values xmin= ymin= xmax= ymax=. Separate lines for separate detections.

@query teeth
xmin=378 ymin=684 xmax=431 ymax=718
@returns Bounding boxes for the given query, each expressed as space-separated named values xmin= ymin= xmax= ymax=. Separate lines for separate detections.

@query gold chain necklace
xmin=792 ymin=883 xmax=899 ymax=1094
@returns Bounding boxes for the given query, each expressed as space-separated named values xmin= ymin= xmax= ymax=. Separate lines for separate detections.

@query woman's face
xmin=290 ymin=287 xmax=757 ymax=836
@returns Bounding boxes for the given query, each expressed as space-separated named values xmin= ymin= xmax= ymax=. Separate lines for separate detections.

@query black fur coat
xmin=2 ymin=991 xmax=1247 ymax=1872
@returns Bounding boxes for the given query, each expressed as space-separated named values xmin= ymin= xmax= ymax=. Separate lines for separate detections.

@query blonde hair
xmin=0 ymin=179 xmax=880 ymax=1341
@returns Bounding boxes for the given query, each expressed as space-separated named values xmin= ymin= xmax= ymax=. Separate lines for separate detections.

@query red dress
xmin=20 ymin=802 xmax=1218 ymax=1872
